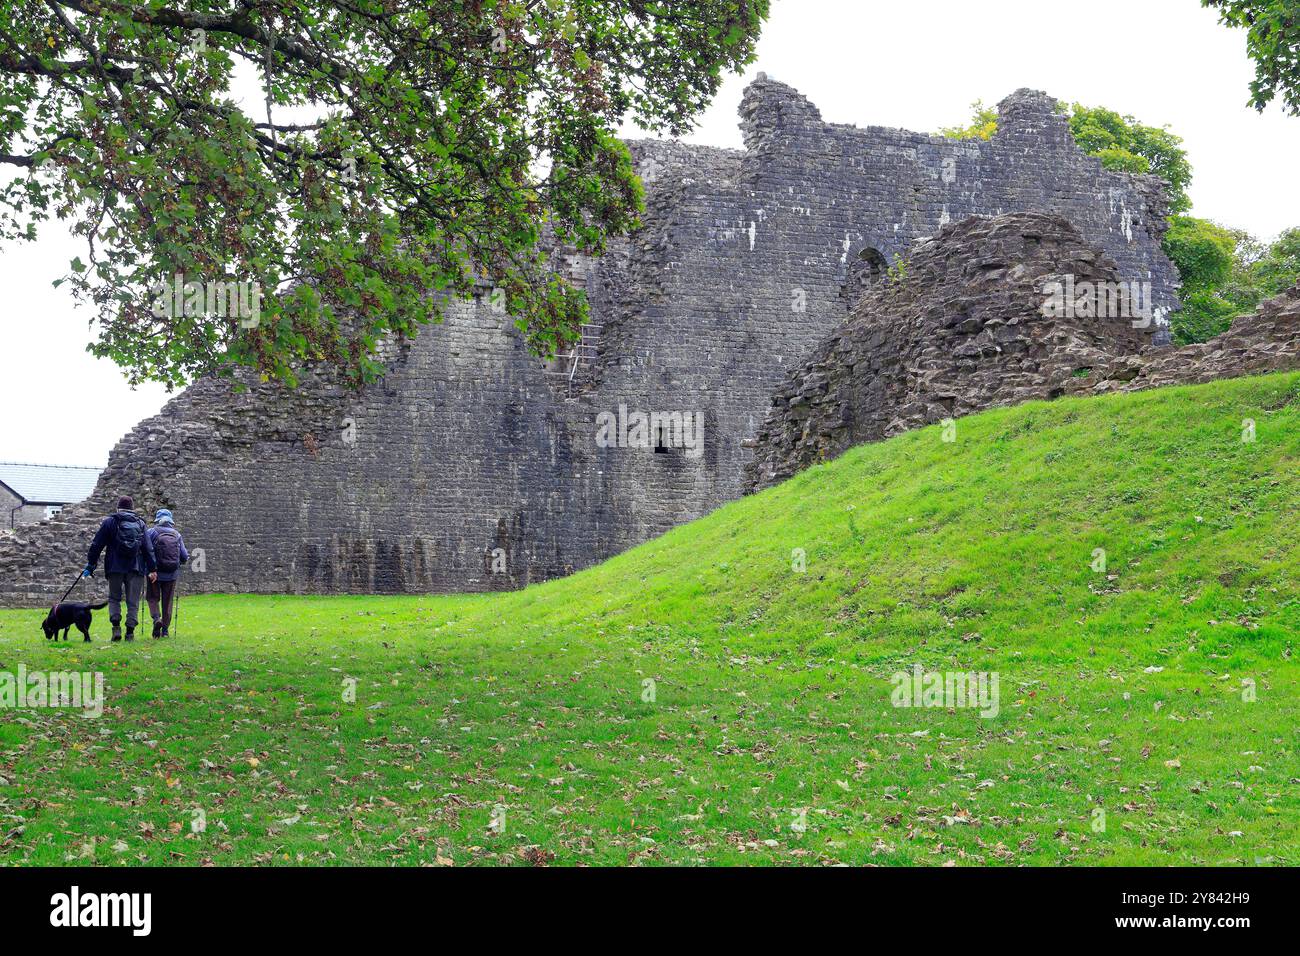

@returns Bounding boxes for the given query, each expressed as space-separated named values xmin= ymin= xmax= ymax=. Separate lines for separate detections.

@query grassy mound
xmin=3 ymin=372 xmax=1299 ymax=866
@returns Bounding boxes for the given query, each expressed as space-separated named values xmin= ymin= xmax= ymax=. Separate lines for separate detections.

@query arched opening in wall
xmin=859 ymin=246 xmax=888 ymax=280
xmin=843 ymin=246 xmax=889 ymax=307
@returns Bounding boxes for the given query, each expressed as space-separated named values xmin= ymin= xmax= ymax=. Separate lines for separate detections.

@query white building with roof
xmin=0 ymin=462 xmax=101 ymax=529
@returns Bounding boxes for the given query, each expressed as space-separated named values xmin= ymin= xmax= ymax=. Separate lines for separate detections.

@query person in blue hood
xmin=85 ymin=495 xmax=157 ymax=642
xmin=146 ymin=508 xmax=189 ymax=639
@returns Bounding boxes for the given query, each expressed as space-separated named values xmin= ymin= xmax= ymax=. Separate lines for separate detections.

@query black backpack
xmin=113 ymin=513 xmax=145 ymax=559
xmin=154 ymin=527 xmax=182 ymax=574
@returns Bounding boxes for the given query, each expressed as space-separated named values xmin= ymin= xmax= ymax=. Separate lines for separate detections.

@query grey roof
xmin=0 ymin=462 xmax=101 ymax=505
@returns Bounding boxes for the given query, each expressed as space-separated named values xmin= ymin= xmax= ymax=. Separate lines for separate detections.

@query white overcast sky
xmin=1 ymin=0 xmax=1297 ymax=467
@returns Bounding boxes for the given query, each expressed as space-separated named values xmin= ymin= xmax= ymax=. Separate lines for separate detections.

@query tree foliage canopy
xmin=1165 ymin=217 xmax=1300 ymax=344
xmin=1204 ymin=0 xmax=1300 ymax=116
xmin=1163 ymin=216 xmax=1240 ymax=295
xmin=936 ymin=100 xmax=997 ymax=141
xmin=0 ymin=1 xmax=767 ymax=387
xmin=1253 ymin=227 xmax=1300 ymax=294
xmin=1065 ymin=105 xmax=1192 ymax=215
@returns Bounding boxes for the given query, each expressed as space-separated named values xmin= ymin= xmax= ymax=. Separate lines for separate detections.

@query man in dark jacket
xmin=85 ymin=496 xmax=157 ymax=642
xmin=145 ymin=508 xmax=189 ymax=638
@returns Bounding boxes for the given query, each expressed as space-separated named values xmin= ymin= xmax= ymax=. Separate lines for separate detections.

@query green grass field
xmin=2 ymin=372 xmax=1298 ymax=866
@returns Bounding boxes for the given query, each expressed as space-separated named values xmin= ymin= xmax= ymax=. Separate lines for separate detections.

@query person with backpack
xmin=145 ymin=508 xmax=188 ymax=639
xmin=84 ymin=495 xmax=157 ymax=642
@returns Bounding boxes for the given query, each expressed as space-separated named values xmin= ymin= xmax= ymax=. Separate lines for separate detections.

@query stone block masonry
xmin=0 ymin=76 xmax=1178 ymax=605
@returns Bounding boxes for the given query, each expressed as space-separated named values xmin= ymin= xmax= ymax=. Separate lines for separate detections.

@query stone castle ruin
xmin=0 ymin=76 xmax=1189 ymax=605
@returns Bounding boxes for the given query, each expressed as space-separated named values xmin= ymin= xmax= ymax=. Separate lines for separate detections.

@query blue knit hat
xmin=155 ymin=508 xmax=174 ymax=525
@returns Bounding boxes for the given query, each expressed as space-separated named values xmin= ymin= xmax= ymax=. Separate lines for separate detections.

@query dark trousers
xmin=106 ymin=572 xmax=145 ymax=629
xmin=147 ymin=578 xmax=177 ymax=631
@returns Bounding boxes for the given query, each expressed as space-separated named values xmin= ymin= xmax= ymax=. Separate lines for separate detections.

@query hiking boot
xmin=111 ymin=622 xmax=122 ymax=642
xmin=152 ymin=620 xmax=162 ymax=638
xmin=125 ymin=627 xmax=135 ymax=642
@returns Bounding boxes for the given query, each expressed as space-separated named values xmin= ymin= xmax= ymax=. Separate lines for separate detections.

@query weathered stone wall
xmin=0 ymin=77 xmax=1179 ymax=606
xmin=746 ymin=213 xmax=1300 ymax=491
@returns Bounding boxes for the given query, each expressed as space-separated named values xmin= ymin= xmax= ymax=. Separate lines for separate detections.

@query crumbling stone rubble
xmin=746 ymin=213 xmax=1300 ymax=491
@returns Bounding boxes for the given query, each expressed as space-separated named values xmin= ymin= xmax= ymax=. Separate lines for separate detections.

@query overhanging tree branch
xmin=0 ymin=0 xmax=768 ymax=388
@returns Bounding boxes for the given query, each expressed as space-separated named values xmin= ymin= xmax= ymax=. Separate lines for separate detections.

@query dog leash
xmin=51 ymin=571 xmax=85 ymax=611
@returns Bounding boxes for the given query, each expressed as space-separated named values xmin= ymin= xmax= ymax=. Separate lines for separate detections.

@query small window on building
xmin=45 ymin=505 xmax=62 ymax=518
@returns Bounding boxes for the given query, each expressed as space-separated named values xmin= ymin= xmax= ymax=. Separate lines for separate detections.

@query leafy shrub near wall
xmin=1164 ymin=219 xmax=1300 ymax=344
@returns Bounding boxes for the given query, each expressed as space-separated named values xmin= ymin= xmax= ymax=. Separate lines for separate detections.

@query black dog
xmin=41 ymin=602 xmax=108 ymax=642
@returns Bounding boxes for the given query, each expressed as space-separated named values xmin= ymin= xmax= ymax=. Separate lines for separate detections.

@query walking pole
xmin=172 ymin=579 xmax=180 ymax=640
